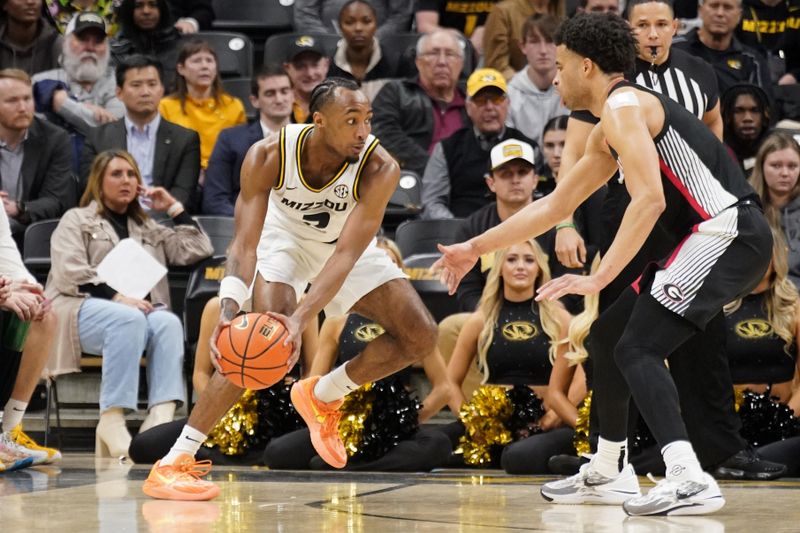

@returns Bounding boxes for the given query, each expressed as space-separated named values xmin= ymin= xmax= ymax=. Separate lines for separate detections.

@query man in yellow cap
xmin=421 ymin=66 xmax=541 ymax=220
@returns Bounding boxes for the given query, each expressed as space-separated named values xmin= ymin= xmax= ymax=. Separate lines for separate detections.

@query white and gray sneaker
xmin=541 ymin=463 xmax=641 ymax=505
xmin=623 ymin=473 xmax=725 ymax=516
xmin=0 ymin=431 xmax=49 ymax=467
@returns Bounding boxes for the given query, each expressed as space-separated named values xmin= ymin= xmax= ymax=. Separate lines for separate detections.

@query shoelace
xmin=171 ymin=458 xmax=213 ymax=481
xmin=321 ymin=410 xmax=343 ymax=438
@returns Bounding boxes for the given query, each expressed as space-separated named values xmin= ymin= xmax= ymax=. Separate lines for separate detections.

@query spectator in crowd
xmin=327 ymin=0 xmax=402 ymax=101
xmin=44 ymin=0 xmax=117 ymax=35
xmin=111 ymin=0 xmax=183 ymax=91
xmin=577 ymin=0 xmax=619 ymax=13
xmin=536 ymin=114 xmax=567 ymax=196
xmin=483 ymin=0 xmax=565 ymax=80
xmin=415 ymin=0 xmax=500 ymax=56
xmin=673 ymin=0 xmax=773 ymax=101
xmin=748 ymin=132 xmax=800 ymax=286
xmin=0 ymin=0 xmax=63 ymax=75
xmin=0 ymin=69 xmax=74 ymax=245
xmin=203 ymin=65 xmax=293 ymax=216
xmin=372 ymin=29 xmax=467 ymax=177
xmin=421 ymin=67 xmax=540 ymax=220
xmin=159 ymin=38 xmax=246 ymax=170
xmin=505 ymin=14 xmax=567 ymax=146
xmin=294 ymin=0 xmax=412 ymax=39
xmin=32 ymin=12 xmax=124 ymax=136
xmin=167 ymin=0 xmax=214 ymax=33
xmin=45 ymin=149 xmax=213 ymax=459
xmin=80 ymin=55 xmax=200 ymax=209
xmin=737 ymin=0 xmax=799 ymax=85
xmin=0 ymin=206 xmax=60 ymax=471
xmin=721 ymin=83 xmax=772 ymax=174
xmin=282 ymin=36 xmax=330 ymax=124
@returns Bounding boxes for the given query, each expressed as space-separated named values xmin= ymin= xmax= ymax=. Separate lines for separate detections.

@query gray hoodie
xmin=0 ymin=19 xmax=63 ymax=76
xmin=781 ymin=194 xmax=800 ymax=289
xmin=506 ymin=68 xmax=567 ymax=147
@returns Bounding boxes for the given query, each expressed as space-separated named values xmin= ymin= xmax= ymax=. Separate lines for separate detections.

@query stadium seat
xmin=22 ymin=219 xmax=59 ymax=283
xmin=402 ymin=253 xmax=459 ymax=322
xmin=193 ymin=216 xmax=235 ymax=256
xmin=383 ymin=170 xmax=423 ymax=232
xmin=221 ymin=77 xmax=256 ymax=120
xmin=263 ymin=32 xmax=339 ymax=65
xmin=394 ymin=218 xmax=464 ymax=258
xmin=197 ymin=31 xmax=254 ymax=78
xmin=211 ymin=0 xmax=293 ymax=32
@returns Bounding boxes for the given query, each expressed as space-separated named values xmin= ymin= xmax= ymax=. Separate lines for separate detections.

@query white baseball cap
xmin=489 ymin=139 xmax=535 ymax=171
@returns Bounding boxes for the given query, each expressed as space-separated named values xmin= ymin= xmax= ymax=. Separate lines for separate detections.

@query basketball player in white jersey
xmin=142 ymin=78 xmax=438 ymax=501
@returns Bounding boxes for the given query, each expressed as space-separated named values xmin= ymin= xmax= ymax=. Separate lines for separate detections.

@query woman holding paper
xmin=45 ymin=149 xmax=213 ymax=459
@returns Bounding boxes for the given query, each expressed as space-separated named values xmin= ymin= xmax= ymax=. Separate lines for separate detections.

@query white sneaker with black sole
xmin=541 ymin=463 xmax=641 ymax=505
xmin=622 ymin=473 xmax=725 ymax=516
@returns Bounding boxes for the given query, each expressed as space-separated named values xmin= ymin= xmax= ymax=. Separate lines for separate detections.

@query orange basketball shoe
xmin=142 ymin=454 xmax=220 ymax=501
xmin=290 ymin=376 xmax=347 ymax=468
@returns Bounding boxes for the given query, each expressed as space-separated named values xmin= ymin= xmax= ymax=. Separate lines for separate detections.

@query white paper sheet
xmin=96 ymin=238 xmax=168 ymax=300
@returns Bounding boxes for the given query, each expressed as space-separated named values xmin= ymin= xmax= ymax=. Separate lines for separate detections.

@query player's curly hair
xmin=555 ymin=13 xmax=637 ymax=75
xmin=309 ymin=77 xmax=361 ymax=116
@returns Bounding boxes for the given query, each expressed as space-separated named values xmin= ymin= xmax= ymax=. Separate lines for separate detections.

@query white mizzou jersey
xmin=264 ymin=123 xmax=380 ymax=242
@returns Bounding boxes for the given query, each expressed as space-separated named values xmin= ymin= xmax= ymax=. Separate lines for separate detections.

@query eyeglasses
xmin=419 ymin=49 xmax=463 ymax=62
xmin=471 ymin=94 xmax=507 ymax=106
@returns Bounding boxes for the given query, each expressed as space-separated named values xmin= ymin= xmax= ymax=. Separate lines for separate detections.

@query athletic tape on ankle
xmin=219 ymin=276 xmax=249 ymax=309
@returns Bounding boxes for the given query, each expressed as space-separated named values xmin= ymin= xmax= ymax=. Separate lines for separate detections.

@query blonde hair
xmin=0 ymin=68 xmax=32 ymax=85
xmin=724 ymin=227 xmax=798 ymax=353
xmin=475 ymin=239 xmax=564 ymax=383
xmin=564 ymin=253 xmax=602 ymax=365
xmin=81 ymin=149 xmax=148 ymax=225
xmin=749 ymin=132 xmax=800 ymax=227
xmin=376 ymin=236 xmax=404 ymax=268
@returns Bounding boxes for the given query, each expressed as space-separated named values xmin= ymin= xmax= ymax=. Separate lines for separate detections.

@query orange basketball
xmin=216 ymin=313 xmax=292 ymax=390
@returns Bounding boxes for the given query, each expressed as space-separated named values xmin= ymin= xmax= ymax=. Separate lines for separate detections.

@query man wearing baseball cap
xmin=32 ymin=12 xmax=123 ymax=136
xmin=281 ymin=35 xmax=330 ymax=123
xmin=421 ymin=66 xmax=541 ymax=220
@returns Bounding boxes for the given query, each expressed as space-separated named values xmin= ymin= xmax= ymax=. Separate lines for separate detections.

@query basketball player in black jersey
xmin=434 ymin=13 xmax=772 ymax=516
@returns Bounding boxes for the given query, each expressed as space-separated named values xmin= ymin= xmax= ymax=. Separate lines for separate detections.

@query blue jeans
xmin=78 ymin=298 xmax=185 ymax=412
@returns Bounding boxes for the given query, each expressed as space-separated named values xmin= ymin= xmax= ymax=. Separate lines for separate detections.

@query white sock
xmin=2 ymin=399 xmax=27 ymax=433
xmin=592 ymin=437 xmax=628 ymax=478
xmin=161 ymin=425 xmax=207 ymax=466
xmin=313 ymin=363 xmax=359 ymax=403
xmin=662 ymin=440 xmax=704 ymax=483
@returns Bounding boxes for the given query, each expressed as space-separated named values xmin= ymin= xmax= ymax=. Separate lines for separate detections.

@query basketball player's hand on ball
xmin=432 ymin=242 xmax=479 ymax=295
xmin=536 ymin=274 xmax=604 ymax=301
xmin=264 ymin=312 xmax=302 ymax=371
xmin=209 ymin=311 xmax=235 ymax=373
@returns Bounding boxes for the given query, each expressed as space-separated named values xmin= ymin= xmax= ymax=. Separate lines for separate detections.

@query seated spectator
xmin=0 ymin=206 xmax=60 ymax=471
xmin=721 ymin=83 xmax=772 ymax=174
xmin=158 ymin=38 xmax=246 ymax=170
xmin=483 ymin=0 xmax=565 ymax=80
xmin=327 ymin=0 xmax=403 ymax=101
xmin=372 ymin=29 xmax=467 ymax=177
xmin=32 ymin=12 xmax=124 ymax=137
xmin=203 ymin=65 xmax=293 ymax=216
xmin=44 ymin=0 xmax=117 ymax=34
xmin=421 ymin=67 xmax=540 ymax=220
xmin=748 ymin=131 xmax=800 ymax=286
xmin=536 ymin=114 xmax=567 ymax=196
xmin=737 ymin=0 xmax=799 ymax=85
xmin=166 ymin=0 xmax=214 ymax=33
xmin=45 ymin=149 xmax=213 ymax=459
xmin=282 ymin=37 xmax=330 ymax=124
xmin=293 ymin=0 xmax=412 ymax=39
xmin=80 ymin=55 xmax=201 ymax=210
xmin=673 ymin=0 xmax=773 ymax=101
xmin=0 ymin=0 xmax=62 ymax=75
xmin=0 ymin=69 xmax=74 ymax=245
xmin=505 ymin=14 xmax=567 ymax=146
xmin=111 ymin=0 xmax=183 ymax=91
xmin=576 ymin=0 xmax=619 ymax=13
xmin=415 ymin=0 xmax=500 ymax=57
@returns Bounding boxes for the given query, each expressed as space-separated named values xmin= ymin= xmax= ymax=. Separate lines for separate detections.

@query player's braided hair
xmin=308 ymin=77 xmax=361 ymax=116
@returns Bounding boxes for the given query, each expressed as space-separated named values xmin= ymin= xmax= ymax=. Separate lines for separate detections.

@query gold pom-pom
xmin=573 ymin=391 xmax=592 ymax=456
xmin=456 ymin=385 xmax=513 ymax=466
xmin=338 ymin=383 xmax=374 ymax=457
xmin=734 ymin=388 xmax=744 ymax=412
xmin=204 ymin=390 xmax=259 ymax=455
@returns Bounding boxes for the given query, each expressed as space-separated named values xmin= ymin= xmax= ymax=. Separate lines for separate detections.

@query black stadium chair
xmin=22 ymin=219 xmax=59 ymax=283
xmin=382 ymin=170 xmax=422 ymax=232
xmin=193 ymin=215 xmax=235 ymax=256
xmin=221 ymin=78 xmax=256 ymax=120
xmin=402 ymin=253 xmax=459 ymax=322
xmin=263 ymin=32 xmax=340 ymax=65
xmin=394 ymin=218 xmax=464 ymax=258
xmin=211 ymin=0 xmax=293 ymax=33
xmin=197 ymin=31 xmax=254 ymax=78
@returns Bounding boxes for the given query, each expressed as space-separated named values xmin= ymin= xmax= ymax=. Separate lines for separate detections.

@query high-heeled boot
xmin=139 ymin=402 xmax=176 ymax=433
xmin=95 ymin=408 xmax=132 ymax=459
